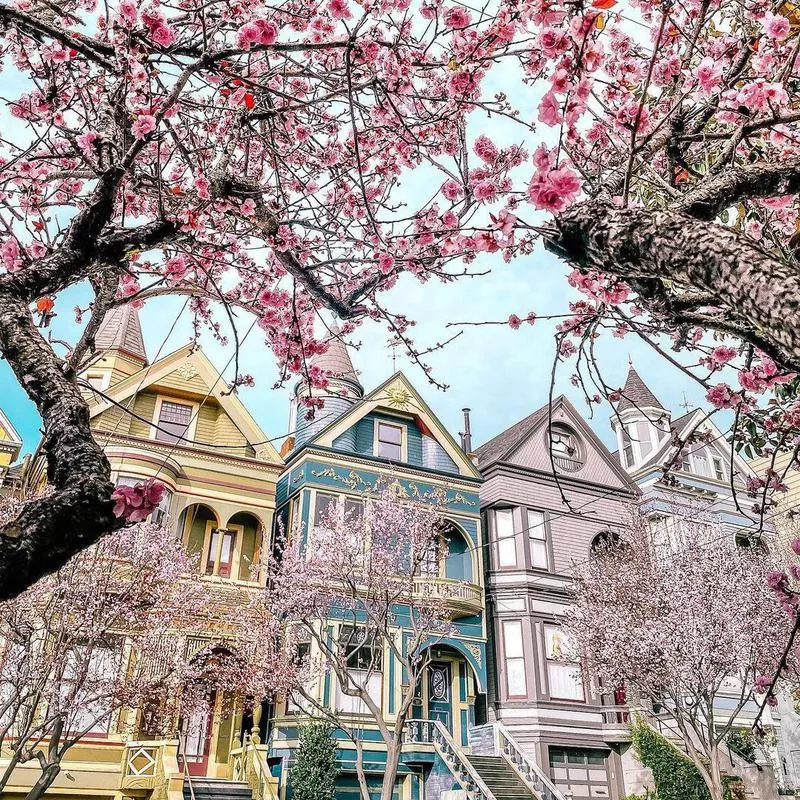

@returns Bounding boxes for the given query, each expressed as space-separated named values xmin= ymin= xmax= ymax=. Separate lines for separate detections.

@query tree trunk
xmin=381 ymin=737 xmax=403 ymax=800
xmin=23 ymin=762 xmax=60 ymax=800
xmin=544 ymin=201 xmax=800 ymax=373
xmin=707 ymin=741 xmax=727 ymax=800
xmin=0 ymin=291 xmax=121 ymax=599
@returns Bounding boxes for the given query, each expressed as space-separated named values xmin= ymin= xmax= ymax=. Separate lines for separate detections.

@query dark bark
xmin=544 ymin=201 xmax=800 ymax=373
xmin=0 ymin=292 xmax=121 ymax=600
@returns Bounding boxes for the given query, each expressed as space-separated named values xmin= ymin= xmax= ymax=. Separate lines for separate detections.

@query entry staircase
xmin=183 ymin=777 xmax=253 ymax=800
xmin=403 ymin=719 xmax=565 ymax=800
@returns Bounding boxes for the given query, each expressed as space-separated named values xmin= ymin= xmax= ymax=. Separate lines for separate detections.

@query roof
xmin=474 ymin=405 xmax=549 ymax=467
xmin=95 ymin=306 xmax=147 ymax=363
xmin=616 ymin=365 xmax=665 ymax=413
xmin=309 ymin=322 xmax=361 ymax=388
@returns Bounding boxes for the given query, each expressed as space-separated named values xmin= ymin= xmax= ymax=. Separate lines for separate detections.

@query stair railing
xmin=177 ymin=730 xmax=196 ymax=800
xmin=247 ymin=734 xmax=279 ymax=800
xmin=495 ymin=722 xmax=566 ymax=800
xmin=404 ymin=719 xmax=498 ymax=800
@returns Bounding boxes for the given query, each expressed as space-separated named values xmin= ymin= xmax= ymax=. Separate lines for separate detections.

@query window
xmin=550 ymin=425 xmax=583 ymax=470
xmin=494 ymin=508 xmax=516 ymax=568
xmin=155 ymin=400 xmax=193 ymax=444
xmin=85 ymin=373 xmax=107 ymax=392
xmin=692 ymin=446 xmax=710 ymax=477
xmin=622 ymin=426 xmax=635 ymax=468
xmin=545 ymin=626 xmax=584 ymax=701
xmin=681 ymin=451 xmax=691 ymax=471
xmin=337 ymin=626 xmax=383 ymax=713
xmin=636 ymin=420 xmax=653 ymax=456
xmin=712 ymin=456 xmax=725 ymax=481
xmin=528 ymin=509 xmax=548 ymax=569
xmin=314 ymin=492 xmax=336 ymax=528
xmin=205 ymin=529 xmax=236 ymax=578
xmin=377 ymin=422 xmax=403 ymax=460
xmin=61 ymin=645 xmax=121 ymax=734
xmin=502 ymin=620 xmax=527 ymax=697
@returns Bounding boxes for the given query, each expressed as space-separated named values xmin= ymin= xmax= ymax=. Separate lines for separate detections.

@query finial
xmin=679 ymin=392 xmax=692 ymax=413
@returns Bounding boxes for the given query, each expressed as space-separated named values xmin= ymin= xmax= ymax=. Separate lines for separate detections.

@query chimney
xmin=460 ymin=408 xmax=473 ymax=454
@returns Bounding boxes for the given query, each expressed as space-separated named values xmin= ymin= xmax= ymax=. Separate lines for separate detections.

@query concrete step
xmin=466 ymin=754 xmax=534 ymax=799
xmin=183 ymin=778 xmax=252 ymax=800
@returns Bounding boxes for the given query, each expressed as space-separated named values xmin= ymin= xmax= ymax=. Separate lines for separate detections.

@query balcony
xmin=413 ymin=577 xmax=484 ymax=617
xmin=552 ymin=454 xmax=584 ymax=472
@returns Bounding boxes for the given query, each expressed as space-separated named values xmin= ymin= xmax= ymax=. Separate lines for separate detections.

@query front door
xmin=428 ymin=662 xmax=452 ymax=733
xmin=181 ymin=692 xmax=216 ymax=776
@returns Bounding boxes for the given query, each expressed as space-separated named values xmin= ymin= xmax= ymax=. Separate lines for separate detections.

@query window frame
xmin=527 ymin=508 xmax=549 ymax=570
xmin=374 ymin=420 xmax=405 ymax=461
xmin=712 ymin=454 xmax=726 ymax=482
xmin=501 ymin=619 xmax=527 ymax=699
xmin=151 ymin=396 xmax=199 ymax=445
xmin=544 ymin=625 xmax=585 ymax=702
xmin=202 ymin=520 xmax=245 ymax=580
xmin=493 ymin=507 xmax=517 ymax=568
xmin=336 ymin=625 xmax=384 ymax=714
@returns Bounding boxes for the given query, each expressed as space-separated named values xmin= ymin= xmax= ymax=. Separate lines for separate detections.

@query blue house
xmin=267 ymin=328 xmax=493 ymax=800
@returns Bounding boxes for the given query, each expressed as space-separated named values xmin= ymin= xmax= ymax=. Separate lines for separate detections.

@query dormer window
xmin=712 ymin=455 xmax=725 ymax=482
xmin=155 ymin=400 xmax=193 ymax=444
xmin=549 ymin=424 xmax=584 ymax=471
xmin=377 ymin=422 xmax=403 ymax=460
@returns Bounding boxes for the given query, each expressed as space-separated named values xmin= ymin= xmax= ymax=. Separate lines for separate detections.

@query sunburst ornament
xmin=387 ymin=386 xmax=412 ymax=409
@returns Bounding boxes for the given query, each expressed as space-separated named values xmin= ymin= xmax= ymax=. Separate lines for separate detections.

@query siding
xmin=157 ymin=368 xmax=210 ymax=395
xmin=481 ymin=471 xmax=632 ymax=575
xmin=129 ymin=392 xmax=157 ymax=438
xmin=508 ymin=404 xmax=630 ymax=490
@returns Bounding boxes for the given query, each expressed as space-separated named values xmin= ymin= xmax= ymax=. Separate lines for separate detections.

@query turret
xmin=611 ymin=364 xmax=671 ymax=471
xmin=80 ymin=305 xmax=148 ymax=393
xmin=288 ymin=323 xmax=363 ymax=451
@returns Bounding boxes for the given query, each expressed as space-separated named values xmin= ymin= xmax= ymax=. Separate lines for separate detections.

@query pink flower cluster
xmin=111 ymin=480 xmax=166 ymax=522
xmin=528 ymin=165 xmax=581 ymax=212
xmin=236 ymin=19 xmax=279 ymax=49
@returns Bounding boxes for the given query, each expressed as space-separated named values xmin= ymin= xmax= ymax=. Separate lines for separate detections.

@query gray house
xmin=474 ymin=394 xmax=639 ymax=800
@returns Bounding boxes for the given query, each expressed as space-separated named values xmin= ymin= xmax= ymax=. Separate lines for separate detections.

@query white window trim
xmin=501 ymin=619 xmax=527 ymax=698
xmin=150 ymin=396 xmax=199 ymax=445
xmin=527 ymin=508 xmax=549 ymax=570
xmin=494 ymin=508 xmax=517 ymax=569
xmin=373 ymin=420 xmax=407 ymax=462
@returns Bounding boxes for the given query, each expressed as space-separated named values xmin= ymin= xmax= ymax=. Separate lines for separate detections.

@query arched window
xmin=590 ymin=530 xmax=623 ymax=556
xmin=438 ymin=523 xmax=474 ymax=582
xmin=549 ymin=424 xmax=584 ymax=471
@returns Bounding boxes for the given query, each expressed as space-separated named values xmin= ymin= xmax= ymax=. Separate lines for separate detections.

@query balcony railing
xmin=552 ymin=454 xmax=584 ymax=472
xmin=412 ymin=577 xmax=483 ymax=615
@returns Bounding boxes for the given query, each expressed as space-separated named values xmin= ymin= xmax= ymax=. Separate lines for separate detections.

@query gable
xmin=311 ymin=373 xmax=479 ymax=479
xmin=506 ymin=397 xmax=636 ymax=491
xmin=88 ymin=345 xmax=281 ymax=464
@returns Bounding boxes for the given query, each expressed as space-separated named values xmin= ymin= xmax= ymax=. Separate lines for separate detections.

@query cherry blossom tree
xmin=0 ymin=518 xmax=296 ymax=800
xmin=265 ymin=488 xmax=457 ymax=800
xmin=564 ymin=510 xmax=798 ymax=800
xmin=2 ymin=0 xmax=800 ymax=597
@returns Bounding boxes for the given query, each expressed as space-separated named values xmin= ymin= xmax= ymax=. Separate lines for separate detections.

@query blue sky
xmin=0 ymin=240 xmax=712 ymax=459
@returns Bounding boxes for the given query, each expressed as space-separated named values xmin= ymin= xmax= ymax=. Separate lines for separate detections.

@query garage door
xmin=549 ymin=747 xmax=613 ymax=799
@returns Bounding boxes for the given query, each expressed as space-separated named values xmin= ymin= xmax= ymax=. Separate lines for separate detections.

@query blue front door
xmin=428 ymin=661 xmax=452 ymax=732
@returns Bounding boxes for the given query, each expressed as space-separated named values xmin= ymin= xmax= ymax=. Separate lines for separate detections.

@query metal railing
xmin=495 ymin=722 xmax=566 ymax=800
xmin=403 ymin=719 xmax=498 ymax=800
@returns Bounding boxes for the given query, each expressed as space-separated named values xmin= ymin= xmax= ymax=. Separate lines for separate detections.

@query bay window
xmin=528 ymin=509 xmax=548 ymax=569
xmin=545 ymin=626 xmax=584 ymax=701
xmin=495 ymin=508 xmax=516 ymax=568
xmin=502 ymin=620 xmax=527 ymax=698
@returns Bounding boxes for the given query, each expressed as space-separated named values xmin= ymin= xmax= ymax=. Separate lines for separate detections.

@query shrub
xmin=630 ymin=717 xmax=735 ymax=800
xmin=290 ymin=720 xmax=339 ymax=800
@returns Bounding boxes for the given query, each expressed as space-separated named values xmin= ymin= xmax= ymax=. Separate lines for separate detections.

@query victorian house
xmin=269 ymin=333 xmax=491 ymax=800
xmin=472 ymin=394 xmax=639 ymax=800
xmin=1 ymin=306 xmax=285 ymax=799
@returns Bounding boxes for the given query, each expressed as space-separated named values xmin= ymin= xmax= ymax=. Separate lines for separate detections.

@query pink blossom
xmin=443 ymin=7 xmax=472 ymax=27
xmin=508 ymin=313 xmax=522 ymax=329
xmin=538 ymin=91 xmax=562 ymax=126
xmin=237 ymin=19 xmax=279 ymax=48
xmin=696 ymin=56 xmax=723 ymax=96
xmin=763 ymin=12 xmax=790 ymax=40
xmin=111 ymin=480 xmax=166 ymax=522
xmin=473 ymin=180 xmax=498 ymax=203
xmin=441 ymin=179 xmax=464 ymax=201
xmin=706 ymin=383 xmax=741 ymax=409
xmin=474 ymin=134 xmax=498 ymax=163
xmin=1 ymin=239 xmax=23 ymax=272
xmin=328 ymin=0 xmax=351 ymax=19
xmin=132 ymin=115 xmax=157 ymax=139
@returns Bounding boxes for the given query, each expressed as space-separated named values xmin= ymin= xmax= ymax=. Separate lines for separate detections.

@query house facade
xmin=269 ymin=333 xmax=490 ymax=800
xmin=474 ymin=394 xmax=639 ymax=800
xmin=1 ymin=306 xmax=285 ymax=798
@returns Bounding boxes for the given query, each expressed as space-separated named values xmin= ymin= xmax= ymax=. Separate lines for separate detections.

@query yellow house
xmin=1 ymin=306 xmax=284 ymax=800
xmin=0 ymin=405 xmax=22 ymax=484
